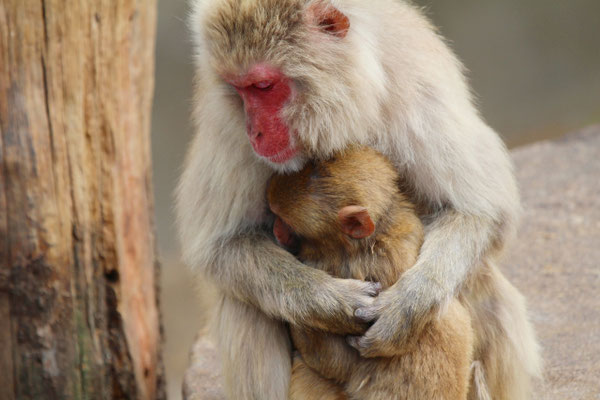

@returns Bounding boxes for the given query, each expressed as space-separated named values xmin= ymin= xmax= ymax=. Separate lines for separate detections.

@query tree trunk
xmin=0 ymin=1 xmax=163 ymax=399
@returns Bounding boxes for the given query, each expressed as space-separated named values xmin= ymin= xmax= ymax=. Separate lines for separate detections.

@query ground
xmin=510 ymin=126 xmax=600 ymax=399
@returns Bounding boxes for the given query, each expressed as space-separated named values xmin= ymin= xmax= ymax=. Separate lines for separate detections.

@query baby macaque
xmin=267 ymin=147 xmax=474 ymax=400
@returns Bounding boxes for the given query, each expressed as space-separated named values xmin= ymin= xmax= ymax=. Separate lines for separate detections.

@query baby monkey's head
xmin=267 ymin=147 xmax=400 ymax=253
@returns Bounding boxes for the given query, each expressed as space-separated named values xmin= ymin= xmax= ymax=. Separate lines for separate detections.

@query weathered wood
xmin=0 ymin=1 xmax=163 ymax=399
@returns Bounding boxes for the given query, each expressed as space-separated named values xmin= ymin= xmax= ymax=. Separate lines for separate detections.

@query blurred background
xmin=151 ymin=1 xmax=600 ymax=398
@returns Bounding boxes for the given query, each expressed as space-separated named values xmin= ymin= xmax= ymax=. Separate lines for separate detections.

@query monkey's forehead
xmin=202 ymin=0 xmax=307 ymax=69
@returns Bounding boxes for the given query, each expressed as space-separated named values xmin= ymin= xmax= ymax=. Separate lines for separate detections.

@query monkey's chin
xmin=262 ymin=153 xmax=307 ymax=174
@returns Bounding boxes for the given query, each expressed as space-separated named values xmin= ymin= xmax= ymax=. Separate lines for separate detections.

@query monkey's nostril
xmin=249 ymin=131 xmax=263 ymax=145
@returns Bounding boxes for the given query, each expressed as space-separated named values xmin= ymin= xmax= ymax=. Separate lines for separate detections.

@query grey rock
xmin=510 ymin=126 xmax=600 ymax=399
xmin=183 ymin=126 xmax=600 ymax=399
xmin=183 ymin=335 xmax=225 ymax=400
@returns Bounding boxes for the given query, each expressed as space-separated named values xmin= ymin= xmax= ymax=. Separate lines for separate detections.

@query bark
xmin=0 ymin=1 xmax=164 ymax=399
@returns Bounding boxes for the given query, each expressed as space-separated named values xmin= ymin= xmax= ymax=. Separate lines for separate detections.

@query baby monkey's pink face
xmin=272 ymin=215 xmax=301 ymax=254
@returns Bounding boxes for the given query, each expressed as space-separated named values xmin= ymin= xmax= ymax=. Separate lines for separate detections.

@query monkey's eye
xmin=252 ymin=81 xmax=274 ymax=91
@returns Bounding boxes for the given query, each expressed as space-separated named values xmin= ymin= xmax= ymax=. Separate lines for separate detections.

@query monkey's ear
xmin=307 ymin=2 xmax=350 ymax=38
xmin=338 ymin=206 xmax=375 ymax=239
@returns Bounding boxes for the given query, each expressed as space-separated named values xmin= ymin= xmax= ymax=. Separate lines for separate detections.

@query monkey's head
xmin=192 ymin=0 xmax=389 ymax=171
xmin=267 ymin=147 xmax=399 ymax=252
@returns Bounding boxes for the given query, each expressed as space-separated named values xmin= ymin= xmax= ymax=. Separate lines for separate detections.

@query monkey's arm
xmin=350 ymin=201 xmax=513 ymax=358
xmin=207 ymin=231 xmax=379 ymax=334
xmin=349 ymin=209 xmax=500 ymax=357
xmin=177 ymin=80 xmax=380 ymax=335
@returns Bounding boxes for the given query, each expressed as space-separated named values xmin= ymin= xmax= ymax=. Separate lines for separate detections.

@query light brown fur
xmin=289 ymin=354 xmax=347 ymax=400
xmin=179 ymin=1 xmax=541 ymax=398
xmin=268 ymin=147 xmax=474 ymax=400
xmin=461 ymin=263 xmax=539 ymax=400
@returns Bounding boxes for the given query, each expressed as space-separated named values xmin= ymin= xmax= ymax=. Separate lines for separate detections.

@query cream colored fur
xmin=178 ymin=0 xmax=542 ymax=399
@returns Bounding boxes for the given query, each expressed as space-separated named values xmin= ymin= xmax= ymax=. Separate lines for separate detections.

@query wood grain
xmin=0 ymin=1 xmax=163 ymax=398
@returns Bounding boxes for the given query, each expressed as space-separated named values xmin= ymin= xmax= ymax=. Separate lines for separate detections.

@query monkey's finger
xmin=354 ymin=306 xmax=379 ymax=323
xmin=348 ymin=333 xmax=390 ymax=358
xmin=364 ymin=282 xmax=382 ymax=297
xmin=346 ymin=335 xmax=380 ymax=357
xmin=346 ymin=335 xmax=362 ymax=351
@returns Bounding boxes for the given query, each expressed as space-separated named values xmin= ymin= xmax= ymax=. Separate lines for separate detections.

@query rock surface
xmin=509 ymin=126 xmax=600 ymax=399
xmin=183 ymin=127 xmax=600 ymax=400
xmin=183 ymin=335 xmax=224 ymax=400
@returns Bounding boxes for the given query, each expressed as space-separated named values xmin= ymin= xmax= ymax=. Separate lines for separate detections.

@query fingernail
xmin=355 ymin=308 xmax=368 ymax=319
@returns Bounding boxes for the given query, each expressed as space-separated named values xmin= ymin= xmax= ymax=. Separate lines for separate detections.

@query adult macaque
xmin=268 ymin=147 xmax=474 ymax=400
xmin=177 ymin=0 xmax=541 ymax=399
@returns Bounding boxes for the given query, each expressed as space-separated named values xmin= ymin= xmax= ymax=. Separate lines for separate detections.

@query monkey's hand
xmin=346 ymin=269 xmax=445 ymax=357
xmin=301 ymin=277 xmax=382 ymax=336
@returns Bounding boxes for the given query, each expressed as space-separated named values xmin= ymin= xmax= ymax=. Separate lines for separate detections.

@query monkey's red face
xmin=226 ymin=64 xmax=299 ymax=164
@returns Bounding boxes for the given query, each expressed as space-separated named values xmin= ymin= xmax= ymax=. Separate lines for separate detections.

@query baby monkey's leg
xmin=291 ymin=328 xmax=362 ymax=383
xmin=289 ymin=355 xmax=347 ymax=400
xmin=347 ymin=300 xmax=474 ymax=400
